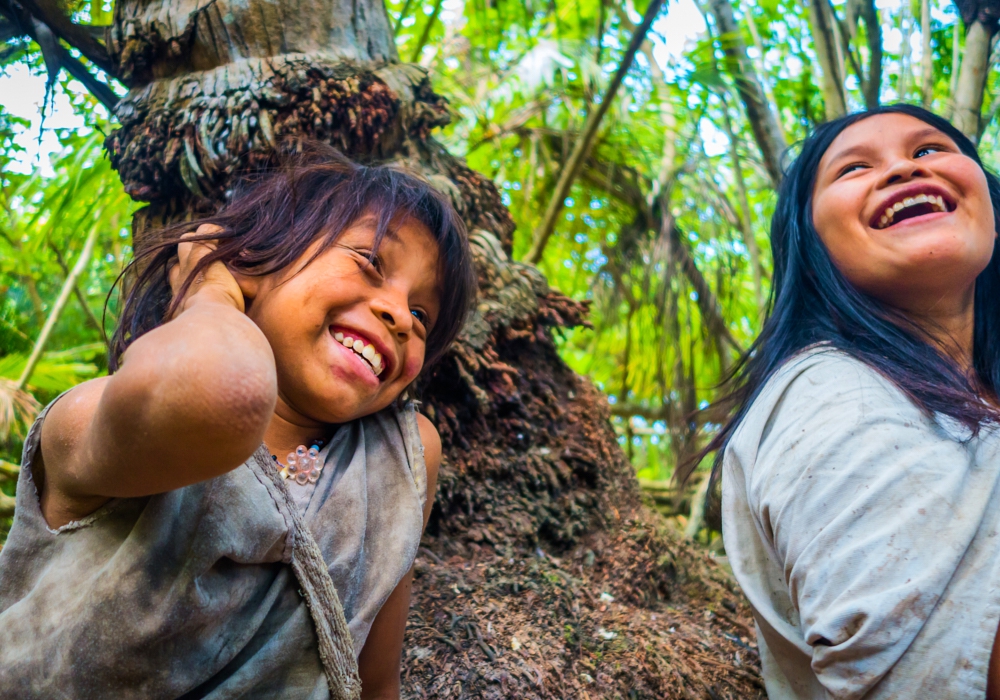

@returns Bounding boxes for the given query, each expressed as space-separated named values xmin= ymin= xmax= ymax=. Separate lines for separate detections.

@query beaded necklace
xmin=271 ymin=440 xmax=325 ymax=485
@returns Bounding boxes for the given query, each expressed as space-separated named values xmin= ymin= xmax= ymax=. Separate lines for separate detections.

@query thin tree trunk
xmin=844 ymin=0 xmax=883 ymax=107
xmin=705 ymin=0 xmax=787 ymax=187
xmin=949 ymin=19 xmax=963 ymax=117
xmin=862 ymin=0 xmax=883 ymax=107
xmin=953 ymin=19 xmax=997 ymax=139
xmin=49 ymin=241 xmax=105 ymax=338
xmin=17 ymin=226 xmax=99 ymax=391
xmin=744 ymin=9 xmax=785 ymax=121
xmin=899 ymin=5 xmax=915 ymax=100
xmin=719 ymin=98 xmax=763 ymax=311
xmin=921 ymin=0 xmax=934 ymax=106
xmin=808 ymin=0 xmax=848 ymax=117
xmin=525 ymin=0 xmax=665 ymax=264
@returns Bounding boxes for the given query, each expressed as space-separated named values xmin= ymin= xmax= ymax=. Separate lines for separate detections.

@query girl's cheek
xmin=402 ymin=354 xmax=424 ymax=381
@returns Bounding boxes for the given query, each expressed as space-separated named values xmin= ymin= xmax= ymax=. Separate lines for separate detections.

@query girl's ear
xmin=229 ymin=268 xmax=263 ymax=309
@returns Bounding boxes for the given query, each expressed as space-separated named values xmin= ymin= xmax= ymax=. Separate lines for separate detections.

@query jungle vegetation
xmin=1 ymin=0 xmax=999 ymax=695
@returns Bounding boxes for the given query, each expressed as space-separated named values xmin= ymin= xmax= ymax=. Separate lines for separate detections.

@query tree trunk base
xmin=405 ymin=515 xmax=764 ymax=699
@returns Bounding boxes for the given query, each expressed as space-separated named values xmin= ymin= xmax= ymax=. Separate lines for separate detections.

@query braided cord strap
xmin=250 ymin=448 xmax=362 ymax=700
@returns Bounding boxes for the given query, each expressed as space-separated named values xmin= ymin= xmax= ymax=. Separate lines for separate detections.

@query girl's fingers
xmin=168 ymin=223 xmax=245 ymax=315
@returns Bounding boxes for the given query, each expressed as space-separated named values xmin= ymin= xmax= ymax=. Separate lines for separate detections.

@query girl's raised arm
xmin=36 ymin=226 xmax=277 ymax=528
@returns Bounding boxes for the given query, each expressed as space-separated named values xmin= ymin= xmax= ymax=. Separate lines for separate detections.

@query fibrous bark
xmin=95 ymin=0 xmax=767 ymax=694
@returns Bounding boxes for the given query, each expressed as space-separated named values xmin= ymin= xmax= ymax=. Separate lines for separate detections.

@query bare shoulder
xmin=415 ymin=412 xmax=441 ymax=472
xmin=41 ymin=376 xmax=111 ymax=482
xmin=415 ymin=412 xmax=440 ymax=522
xmin=38 ymin=376 xmax=113 ymax=525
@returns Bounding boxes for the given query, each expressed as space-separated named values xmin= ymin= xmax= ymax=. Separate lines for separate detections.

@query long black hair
xmin=696 ymin=104 xmax=1000 ymax=486
xmin=110 ymin=143 xmax=477 ymax=372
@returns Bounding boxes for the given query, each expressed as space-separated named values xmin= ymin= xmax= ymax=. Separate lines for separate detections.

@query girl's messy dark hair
xmin=693 ymin=104 xmax=1000 ymax=487
xmin=110 ymin=143 xmax=477 ymax=372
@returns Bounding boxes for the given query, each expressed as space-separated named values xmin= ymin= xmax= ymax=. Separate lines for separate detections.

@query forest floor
xmin=403 ymin=512 xmax=765 ymax=699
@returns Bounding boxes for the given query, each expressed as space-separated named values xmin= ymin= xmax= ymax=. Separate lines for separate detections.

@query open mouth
xmin=333 ymin=330 xmax=385 ymax=377
xmin=873 ymin=190 xmax=956 ymax=229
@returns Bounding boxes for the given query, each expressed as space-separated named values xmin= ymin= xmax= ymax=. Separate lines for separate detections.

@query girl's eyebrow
xmin=825 ymin=143 xmax=873 ymax=166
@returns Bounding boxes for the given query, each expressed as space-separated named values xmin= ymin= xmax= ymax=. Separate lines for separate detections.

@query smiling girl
xmin=0 ymin=146 xmax=476 ymax=699
xmin=712 ymin=105 xmax=1000 ymax=698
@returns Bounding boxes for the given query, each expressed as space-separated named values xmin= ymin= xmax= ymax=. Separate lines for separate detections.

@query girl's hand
xmin=168 ymin=224 xmax=245 ymax=315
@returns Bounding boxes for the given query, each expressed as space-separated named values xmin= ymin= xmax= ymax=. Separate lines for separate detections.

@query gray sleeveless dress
xmin=0 ymin=398 xmax=427 ymax=700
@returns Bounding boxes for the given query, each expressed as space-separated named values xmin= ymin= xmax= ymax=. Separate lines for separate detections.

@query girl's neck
xmin=897 ymin=288 xmax=976 ymax=373
xmin=264 ymin=402 xmax=334 ymax=459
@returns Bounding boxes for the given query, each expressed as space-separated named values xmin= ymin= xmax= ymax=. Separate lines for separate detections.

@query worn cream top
xmin=723 ymin=348 xmax=1000 ymax=699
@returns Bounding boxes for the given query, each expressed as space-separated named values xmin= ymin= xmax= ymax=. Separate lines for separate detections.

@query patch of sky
xmin=784 ymin=55 xmax=803 ymax=79
xmin=401 ymin=15 xmax=416 ymax=26
xmin=444 ymin=57 xmax=460 ymax=70
xmin=699 ymin=118 xmax=729 ymax=157
xmin=566 ymin=213 xmax=575 ymax=221
xmin=501 ymin=192 xmax=511 ymax=206
xmin=590 ymin=198 xmax=602 ymax=210
xmin=574 ymin=233 xmax=587 ymax=244
xmin=512 ymin=181 xmax=521 ymax=191
xmin=690 ymin=290 xmax=700 ymax=301
xmin=564 ymin=197 xmax=574 ymax=207
xmin=563 ymin=259 xmax=574 ymax=268
xmin=650 ymin=435 xmax=660 ymax=445
xmin=653 ymin=420 xmax=667 ymax=433
xmin=884 ymin=26 xmax=903 ymax=53
xmin=582 ymin=213 xmax=595 ymax=227
xmin=0 ymin=63 xmax=114 ymax=175
xmin=608 ymin=394 xmax=617 ymax=404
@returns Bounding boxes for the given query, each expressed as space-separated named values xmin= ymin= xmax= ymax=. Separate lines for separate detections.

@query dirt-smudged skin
xmin=103 ymin=0 xmax=764 ymax=694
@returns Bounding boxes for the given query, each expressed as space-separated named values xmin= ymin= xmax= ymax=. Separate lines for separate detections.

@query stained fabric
xmin=723 ymin=348 xmax=1000 ymax=699
xmin=0 ymin=399 xmax=426 ymax=700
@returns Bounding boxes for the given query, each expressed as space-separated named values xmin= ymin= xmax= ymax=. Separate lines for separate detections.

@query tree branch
xmin=17 ymin=226 xmax=100 ymax=391
xmin=525 ymin=0 xmax=666 ymax=264
xmin=0 ymin=0 xmax=118 ymax=110
xmin=14 ymin=0 xmax=117 ymax=78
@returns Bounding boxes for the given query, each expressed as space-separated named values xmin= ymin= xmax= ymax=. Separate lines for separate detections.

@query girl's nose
xmin=372 ymin=295 xmax=412 ymax=338
xmin=881 ymin=157 xmax=931 ymax=186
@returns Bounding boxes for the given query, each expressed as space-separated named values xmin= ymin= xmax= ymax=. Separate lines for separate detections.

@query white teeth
xmin=879 ymin=193 xmax=951 ymax=228
xmin=335 ymin=332 xmax=385 ymax=377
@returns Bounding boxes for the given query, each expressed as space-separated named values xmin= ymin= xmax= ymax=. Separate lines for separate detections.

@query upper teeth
xmin=877 ymin=194 xmax=948 ymax=228
xmin=333 ymin=331 xmax=384 ymax=376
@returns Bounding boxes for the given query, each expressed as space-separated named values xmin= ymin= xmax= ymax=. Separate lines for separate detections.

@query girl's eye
xmin=915 ymin=145 xmax=943 ymax=158
xmin=410 ymin=308 xmax=429 ymax=326
xmin=837 ymin=163 xmax=865 ymax=178
xmin=352 ymin=249 xmax=384 ymax=276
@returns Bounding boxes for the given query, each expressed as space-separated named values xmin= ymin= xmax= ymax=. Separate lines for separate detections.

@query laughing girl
xmin=715 ymin=104 xmax=1000 ymax=698
xmin=0 ymin=146 xmax=476 ymax=700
